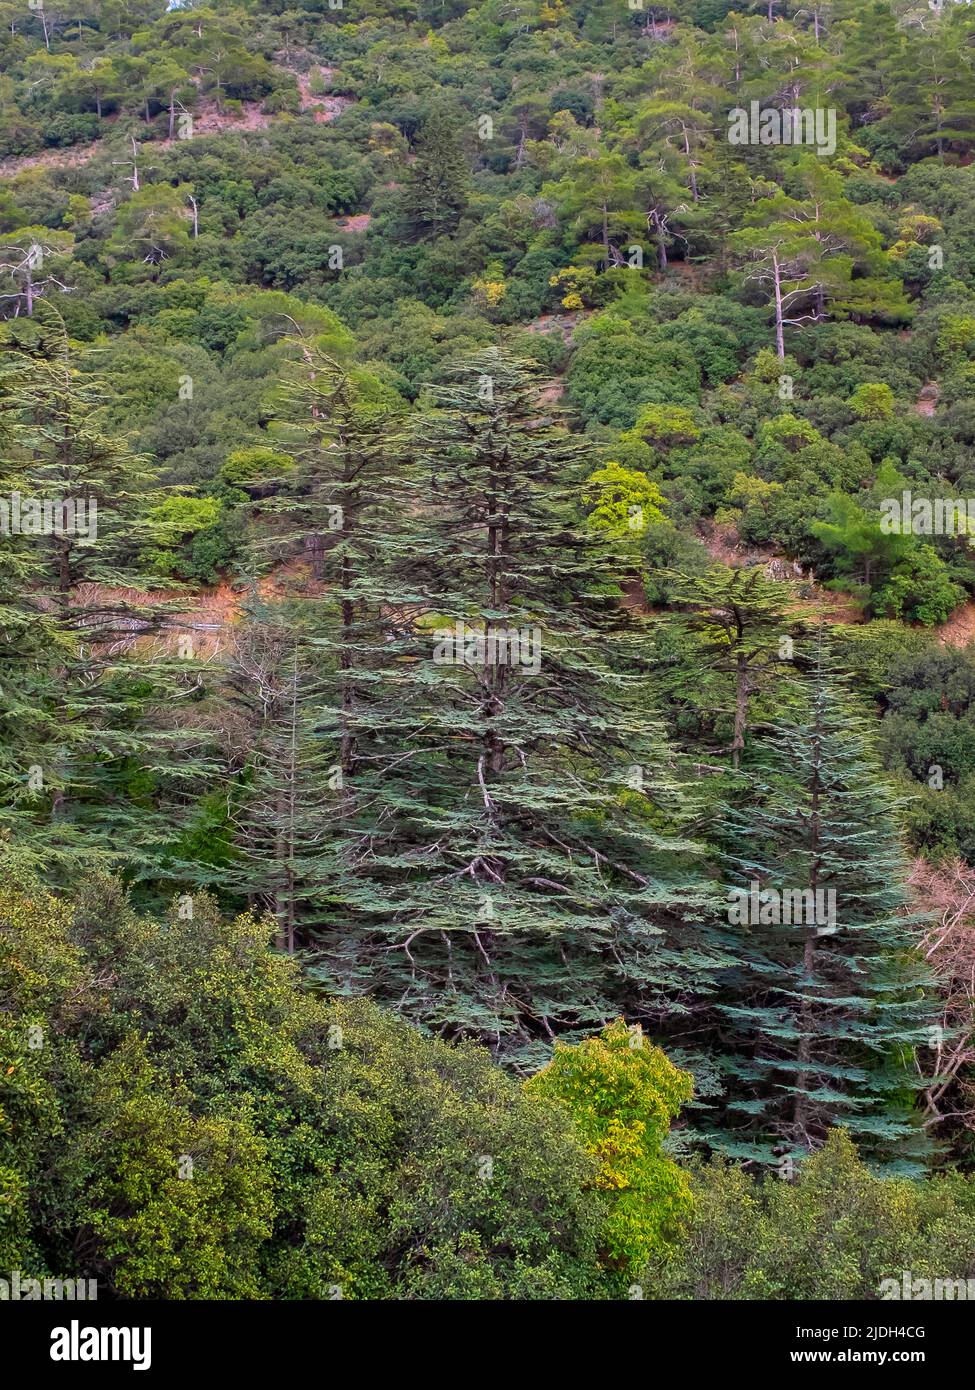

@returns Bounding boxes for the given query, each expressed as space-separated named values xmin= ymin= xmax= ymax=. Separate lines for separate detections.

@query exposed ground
xmin=0 ymin=66 xmax=354 ymax=179
xmin=939 ymin=599 xmax=975 ymax=649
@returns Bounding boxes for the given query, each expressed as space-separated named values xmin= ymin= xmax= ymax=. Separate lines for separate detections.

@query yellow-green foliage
xmin=937 ymin=312 xmax=975 ymax=356
xmin=78 ymin=1038 xmax=274 ymax=1299
xmin=526 ymin=1020 xmax=694 ymax=1275
xmin=583 ymin=461 xmax=666 ymax=537
xmin=549 ymin=264 xmax=596 ymax=310
xmin=848 ymin=382 xmax=895 ymax=420
xmin=0 ymin=890 xmax=83 ymax=1270
xmin=623 ymin=403 xmax=700 ymax=451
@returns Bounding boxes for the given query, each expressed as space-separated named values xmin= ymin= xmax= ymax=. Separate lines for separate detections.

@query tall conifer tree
xmin=709 ymin=630 xmax=933 ymax=1170
xmin=0 ymin=329 xmax=212 ymax=883
xmin=308 ymin=348 xmax=721 ymax=1069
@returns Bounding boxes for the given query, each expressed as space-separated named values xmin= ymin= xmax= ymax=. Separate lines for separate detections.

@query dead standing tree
xmin=910 ymin=858 xmax=975 ymax=1137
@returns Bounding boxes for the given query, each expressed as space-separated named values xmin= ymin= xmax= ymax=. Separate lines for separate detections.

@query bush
xmin=220 ymin=446 xmax=295 ymax=487
xmin=566 ymin=326 xmax=703 ymax=428
xmin=872 ymin=545 xmax=963 ymax=625
xmin=43 ymin=113 xmax=100 ymax=149
xmin=850 ymin=382 xmax=897 ymax=420
xmin=0 ymin=115 xmax=43 ymax=158
xmin=0 ymin=882 xmax=615 ymax=1299
xmin=141 ymin=495 xmax=227 ymax=582
xmin=651 ymin=1130 xmax=975 ymax=1300
xmin=527 ymin=1021 xmax=694 ymax=1279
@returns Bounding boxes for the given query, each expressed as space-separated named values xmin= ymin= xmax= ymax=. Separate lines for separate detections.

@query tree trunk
xmin=731 ymin=651 xmax=749 ymax=769
xmin=793 ymin=711 xmax=823 ymax=1136
xmin=515 ymin=121 xmax=527 ymax=169
xmin=340 ymin=540 xmax=355 ymax=782
xmin=683 ymin=127 xmax=699 ymax=202
xmin=772 ymin=250 xmax=786 ymax=360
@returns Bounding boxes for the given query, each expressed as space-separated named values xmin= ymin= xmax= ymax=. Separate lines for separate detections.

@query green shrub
xmin=0 ymin=882 xmax=614 ymax=1300
xmin=652 ymin=1130 xmax=975 ymax=1300
xmin=527 ymin=1021 xmax=694 ymax=1280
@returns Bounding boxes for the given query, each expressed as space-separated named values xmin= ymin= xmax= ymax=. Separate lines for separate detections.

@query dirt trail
xmin=294 ymin=68 xmax=354 ymax=122
xmin=536 ymin=379 xmax=564 ymax=405
xmin=190 ymin=100 xmax=271 ymax=135
xmin=77 ymin=561 xmax=327 ymax=661
xmin=698 ymin=523 xmax=865 ymax=623
xmin=939 ymin=599 xmax=975 ymax=649
xmin=0 ymin=68 xmax=354 ymax=178
xmin=916 ymin=382 xmax=939 ymax=416
xmin=0 ymin=143 xmax=101 ymax=178
xmin=524 ymin=310 xmax=588 ymax=343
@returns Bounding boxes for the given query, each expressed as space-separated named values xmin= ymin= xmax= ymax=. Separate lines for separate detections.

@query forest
xmin=2 ymin=0 xmax=975 ymax=1306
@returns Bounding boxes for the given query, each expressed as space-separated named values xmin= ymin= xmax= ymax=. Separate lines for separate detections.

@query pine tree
xmin=308 ymin=347 xmax=722 ymax=1070
xmin=656 ymin=565 xmax=800 ymax=768
xmin=730 ymin=157 xmax=911 ymax=357
xmin=0 ymin=343 xmax=67 ymax=880
xmin=708 ymin=630 xmax=934 ymax=1171
xmin=225 ymin=347 xmax=408 ymax=946
xmin=886 ymin=15 xmax=975 ymax=163
xmin=0 ymin=329 xmax=213 ymax=884
xmin=224 ymin=616 xmax=339 ymax=953
xmin=545 ymin=153 xmax=643 ymax=269
xmin=400 ymin=105 xmax=470 ymax=241
xmin=629 ymin=31 xmax=724 ymax=209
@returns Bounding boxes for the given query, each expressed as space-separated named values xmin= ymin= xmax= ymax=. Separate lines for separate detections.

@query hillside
xmin=3 ymin=0 xmax=975 ymax=1319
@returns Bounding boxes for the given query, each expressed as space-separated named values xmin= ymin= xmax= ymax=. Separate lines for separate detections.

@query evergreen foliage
xmin=2 ymin=0 xmax=975 ymax=1305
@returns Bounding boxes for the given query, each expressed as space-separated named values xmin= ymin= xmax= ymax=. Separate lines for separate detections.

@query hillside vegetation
xmin=3 ymin=0 xmax=975 ymax=1299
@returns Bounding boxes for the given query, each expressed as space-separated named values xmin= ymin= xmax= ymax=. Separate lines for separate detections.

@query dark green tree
xmin=225 ymin=349 xmax=408 ymax=948
xmin=710 ymin=631 xmax=934 ymax=1170
xmin=0 ymin=878 xmax=616 ymax=1299
xmin=309 ymin=347 xmax=721 ymax=1069
xmin=224 ymin=619 xmax=338 ymax=953
xmin=656 ymin=565 xmax=800 ymax=768
xmin=400 ymin=104 xmax=471 ymax=241
xmin=0 ymin=329 xmax=213 ymax=885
